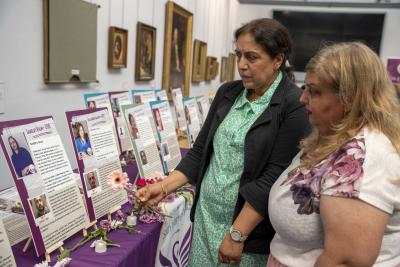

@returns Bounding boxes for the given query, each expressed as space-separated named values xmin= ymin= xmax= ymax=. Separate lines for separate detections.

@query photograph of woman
xmin=128 ymin=113 xmax=140 ymax=139
xmin=8 ymin=135 xmax=37 ymax=178
xmin=153 ymin=108 xmax=164 ymax=132
xmin=74 ymin=122 xmax=93 ymax=160
xmin=184 ymin=105 xmax=191 ymax=125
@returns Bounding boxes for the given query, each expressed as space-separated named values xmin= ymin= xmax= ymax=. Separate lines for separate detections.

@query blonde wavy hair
xmin=300 ymin=42 xmax=400 ymax=169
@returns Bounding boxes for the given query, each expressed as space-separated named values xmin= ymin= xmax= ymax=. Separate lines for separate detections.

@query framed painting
xmin=135 ymin=22 xmax=156 ymax=81
xmin=227 ymin=53 xmax=236 ymax=81
xmin=220 ymin=56 xmax=228 ymax=82
xmin=162 ymin=2 xmax=193 ymax=98
xmin=205 ymin=57 xmax=217 ymax=81
xmin=108 ymin=26 xmax=128 ymax=68
xmin=212 ymin=61 xmax=219 ymax=80
xmin=192 ymin=40 xmax=207 ymax=82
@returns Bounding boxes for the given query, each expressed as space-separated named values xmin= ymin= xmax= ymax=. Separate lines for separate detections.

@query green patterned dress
xmin=188 ymin=72 xmax=282 ymax=267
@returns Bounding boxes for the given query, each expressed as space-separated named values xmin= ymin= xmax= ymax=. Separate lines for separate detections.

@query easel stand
xmin=45 ymin=241 xmax=64 ymax=262
xmin=108 ymin=205 xmax=122 ymax=221
xmin=83 ymin=220 xmax=98 ymax=237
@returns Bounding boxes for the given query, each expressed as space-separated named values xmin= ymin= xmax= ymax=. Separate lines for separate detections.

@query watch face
xmin=231 ymin=230 xmax=241 ymax=241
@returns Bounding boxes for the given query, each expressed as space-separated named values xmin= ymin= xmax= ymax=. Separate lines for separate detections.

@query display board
xmin=149 ymin=101 xmax=182 ymax=173
xmin=196 ymin=95 xmax=210 ymax=126
xmin=108 ymin=91 xmax=134 ymax=162
xmin=0 ymin=219 xmax=16 ymax=267
xmin=66 ymin=108 xmax=127 ymax=222
xmin=0 ymin=117 xmax=88 ymax=256
xmin=0 ymin=187 xmax=30 ymax=246
xmin=171 ymin=88 xmax=187 ymax=134
xmin=182 ymin=98 xmax=202 ymax=148
xmin=121 ymin=104 xmax=164 ymax=178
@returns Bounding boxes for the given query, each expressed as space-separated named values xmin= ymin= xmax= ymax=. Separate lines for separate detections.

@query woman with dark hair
xmin=75 ymin=122 xmax=92 ymax=159
xmin=8 ymin=136 xmax=36 ymax=177
xmin=136 ymin=18 xmax=310 ymax=266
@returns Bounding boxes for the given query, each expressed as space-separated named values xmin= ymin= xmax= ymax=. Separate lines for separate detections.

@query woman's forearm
xmin=161 ymin=170 xmax=189 ymax=194
xmin=231 ymin=202 xmax=264 ymax=236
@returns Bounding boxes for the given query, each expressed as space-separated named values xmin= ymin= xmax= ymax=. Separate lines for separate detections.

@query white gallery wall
xmin=1 ymin=0 xmax=399 ymax=189
xmin=0 ymin=0 xmax=240 ymax=189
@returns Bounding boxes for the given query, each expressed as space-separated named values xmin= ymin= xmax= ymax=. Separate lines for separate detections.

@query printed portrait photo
xmin=139 ymin=150 xmax=148 ymax=165
xmin=87 ymin=100 xmax=97 ymax=109
xmin=72 ymin=121 xmax=93 ymax=160
xmin=29 ymin=194 xmax=51 ymax=219
xmin=152 ymin=108 xmax=164 ymax=132
xmin=3 ymin=132 xmax=38 ymax=179
xmin=128 ymin=113 xmax=140 ymax=140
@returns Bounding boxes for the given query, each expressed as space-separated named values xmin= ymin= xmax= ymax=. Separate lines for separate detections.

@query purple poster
xmin=66 ymin=108 xmax=127 ymax=222
xmin=0 ymin=117 xmax=88 ymax=256
xmin=387 ymin=58 xmax=400 ymax=84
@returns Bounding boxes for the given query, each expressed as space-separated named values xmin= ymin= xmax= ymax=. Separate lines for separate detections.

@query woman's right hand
xmin=135 ymin=183 xmax=166 ymax=206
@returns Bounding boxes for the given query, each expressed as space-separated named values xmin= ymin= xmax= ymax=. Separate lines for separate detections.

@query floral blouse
xmin=268 ymin=128 xmax=400 ymax=267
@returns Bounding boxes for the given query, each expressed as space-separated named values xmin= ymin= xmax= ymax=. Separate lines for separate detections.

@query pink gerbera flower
xmin=107 ymin=170 xmax=128 ymax=190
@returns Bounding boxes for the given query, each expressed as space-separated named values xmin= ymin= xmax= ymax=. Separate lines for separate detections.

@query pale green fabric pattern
xmin=188 ymin=72 xmax=282 ymax=267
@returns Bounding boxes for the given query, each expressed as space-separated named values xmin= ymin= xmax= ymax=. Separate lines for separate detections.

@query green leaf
xmin=57 ymin=249 xmax=71 ymax=261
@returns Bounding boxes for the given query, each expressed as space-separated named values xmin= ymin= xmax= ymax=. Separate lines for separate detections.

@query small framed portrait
xmin=72 ymin=121 xmax=93 ymax=160
xmin=220 ymin=56 xmax=228 ymax=82
xmin=29 ymin=194 xmax=51 ymax=220
xmin=135 ymin=22 xmax=156 ymax=81
xmin=205 ymin=57 xmax=217 ymax=81
xmin=162 ymin=1 xmax=193 ymax=98
xmin=108 ymin=26 xmax=128 ymax=68
xmin=227 ymin=53 xmax=236 ymax=81
xmin=192 ymin=40 xmax=207 ymax=82
xmin=4 ymin=133 xmax=37 ymax=179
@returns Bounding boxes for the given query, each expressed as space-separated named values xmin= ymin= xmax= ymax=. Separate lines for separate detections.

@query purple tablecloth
xmin=12 ymin=148 xmax=189 ymax=267
xmin=13 ymin=221 xmax=162 ymax=267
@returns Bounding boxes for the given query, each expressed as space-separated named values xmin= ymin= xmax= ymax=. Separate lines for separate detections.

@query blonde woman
xmin=268 ymin=42 xmax=400 ymax=266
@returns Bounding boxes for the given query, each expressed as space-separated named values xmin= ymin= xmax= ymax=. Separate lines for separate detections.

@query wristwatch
xmin=229 ymin=226 xmax=248 ymax=242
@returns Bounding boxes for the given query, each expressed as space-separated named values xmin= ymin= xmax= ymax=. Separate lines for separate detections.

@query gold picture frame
xmin=220 ymin=56 xmax=228 ymax=82
xmin=108 ymin=26 xmax=128 ymax=68
xmin=162 ymin=2 xmax=193 ymax=98
xmin=135 ymin=22 xmax=156 ymax=81
xmin=227 ymin=53 xmax=236 ymax=81
xmin=192 ymin=40 xmax=207 ymax=82
xmin=205 ymin=57 xmax=218 ymax=81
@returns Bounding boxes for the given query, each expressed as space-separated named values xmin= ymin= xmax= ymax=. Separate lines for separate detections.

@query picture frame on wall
xmin=205 ymin=57 xmax=217 ymax=81
xmin=192 ymin=40 xmax=207 ymax=82
xmin=108 ymin=26 xmax=128 ymax=68
xmin=220 ymin=56 xmax=228 ymax=82
xmin=162 ymin=1 xmax=193 ymax=98
xmin=227 ymin=53 xmax=236 ymax=81
xmin=135 ymin=22 xmax=156 ymax=81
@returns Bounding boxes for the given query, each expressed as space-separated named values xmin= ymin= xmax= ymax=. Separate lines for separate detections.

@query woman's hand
xmin=218 ymin=234 xmax=244 ymax=265
xmin=135 ymin=183 xmax=166 ymax=206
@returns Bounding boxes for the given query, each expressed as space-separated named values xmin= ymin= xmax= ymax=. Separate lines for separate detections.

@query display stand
xmin=22 ymin=237 xmax=32 ymax=253
xmin=107 ymin=205 xmax=122 ymax=221
xmin=83 ymin=221 xmax=97 ymax=237
xmin=44 ymin=241 xmax=64 ymax=262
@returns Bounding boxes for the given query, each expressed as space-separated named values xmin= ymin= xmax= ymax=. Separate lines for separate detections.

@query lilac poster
xmin=66 ymin=108 xmax=127 ymax=222
xmin=387 ymin=58 xmax=400 ymax=84
xmin=0 ymin=117 xmax=88 ymax=256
